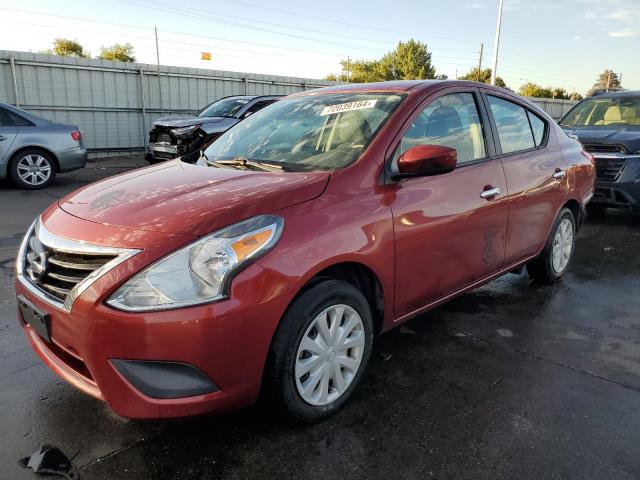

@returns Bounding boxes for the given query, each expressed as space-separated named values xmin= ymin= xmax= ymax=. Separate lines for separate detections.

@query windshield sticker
xmin=320 ymin=99 xmax=378 ymax=116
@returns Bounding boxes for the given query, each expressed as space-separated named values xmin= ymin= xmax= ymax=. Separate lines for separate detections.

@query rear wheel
xmin=266 ymin=279 xmax=373 ymax=422
xmin=526 ymin=207 xmax=576 ymax=283
xmin=9 ymin=149 xmax=56 ymax=189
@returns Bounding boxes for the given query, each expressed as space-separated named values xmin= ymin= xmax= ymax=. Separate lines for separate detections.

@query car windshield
xmin=201 ymin=93 xmax=404 ymax=171
xmin=560 ymin=96 xmax=640 ymax=127
xmin=198 ymin=97 xmax=250 ymax=118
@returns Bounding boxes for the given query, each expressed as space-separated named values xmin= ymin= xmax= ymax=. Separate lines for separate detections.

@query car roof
xmin=588 ymin=90 xmax=640 ymax=99
xmin=292 ymin=80 xmax=514 ymax=96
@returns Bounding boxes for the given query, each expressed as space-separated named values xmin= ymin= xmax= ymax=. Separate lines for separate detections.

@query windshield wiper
xmin=204 ymin=156 xmax=283 ymax=172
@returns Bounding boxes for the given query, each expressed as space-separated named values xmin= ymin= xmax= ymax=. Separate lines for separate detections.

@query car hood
xmin=153 ymin=116 xmax=233 ymax=128
xmin=562 ymin=126 xmax=640 ymax=153
xmin=58 ymin=161 xmax=330 ymax=236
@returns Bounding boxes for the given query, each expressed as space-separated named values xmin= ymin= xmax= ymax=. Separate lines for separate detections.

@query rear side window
xmin=8 ymin=111 xmax=33 ymax=126
xmin=487 ymin=95 xmax=535 ymax=154
xmin=527 ymin=111 xmax=546 ymax=146
xmin=0 ymin=108 xmax=13 ymax=126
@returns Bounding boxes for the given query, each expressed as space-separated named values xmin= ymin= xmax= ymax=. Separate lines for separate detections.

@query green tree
xmin=587 ymin=70 xmax=622 ymax=96
xmin=458 ymin=67 xmax=507 ymax=89
xmin=518 ymin=83 xmax=581 ymax=100
xmin=98 ymin=43 xmax=136 ymax=62
xmin=569 ymin=91 xmax=584 ymax=101
xmin=41 ymin=38 xmax=89 ymax=58
xmin=325 ymin=39 xmax=438 ymax=83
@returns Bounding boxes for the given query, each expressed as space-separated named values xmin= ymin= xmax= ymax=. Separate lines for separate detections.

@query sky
xmin=0 ymin=0 xmax=638 ymax=95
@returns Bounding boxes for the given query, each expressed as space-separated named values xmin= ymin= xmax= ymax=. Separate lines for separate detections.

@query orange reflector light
xmin=230 ymin=229 xmax=272 ymax=262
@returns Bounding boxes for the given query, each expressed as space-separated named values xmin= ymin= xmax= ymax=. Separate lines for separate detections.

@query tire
xmin=526 ymin=207 xmax=576 ymax=283
xmin=9 ymin=149 xmax=56 ymax=189
xmin=265 ymin=279 xmax=374 ymax=422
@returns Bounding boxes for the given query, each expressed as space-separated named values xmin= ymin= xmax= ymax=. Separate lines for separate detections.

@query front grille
xmin=24 ymin=233 xmax=117 ymax=302
xmin=583 ymin=143 xmax=627 ymax=154
xmin=595 ymin=157 xmax=626 ymax=181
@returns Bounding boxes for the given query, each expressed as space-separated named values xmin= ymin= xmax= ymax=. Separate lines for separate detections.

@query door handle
xmin=553 ymin=169 xmax=566 ymax=180
xmin=480 ymin=187 xmax=501 ymax=199
xmin=0 ymin=135 xmax=6 ymax=141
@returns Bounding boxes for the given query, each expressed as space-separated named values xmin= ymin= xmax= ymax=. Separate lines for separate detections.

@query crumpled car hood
xmin=153 ymin=115 xmax=231 ymax=128
xmin=58 ymin=161 xmax=330 ymax=236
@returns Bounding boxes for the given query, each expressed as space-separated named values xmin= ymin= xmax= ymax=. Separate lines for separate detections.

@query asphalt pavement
xmin=1 ymin=158 xmax=639 ymax=479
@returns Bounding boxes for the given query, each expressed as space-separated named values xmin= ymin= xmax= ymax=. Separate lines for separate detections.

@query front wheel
xmin=266 ymin=279 xmax=374 ymax=422
xmin=526 ymin=207 xmax=576 ymax=283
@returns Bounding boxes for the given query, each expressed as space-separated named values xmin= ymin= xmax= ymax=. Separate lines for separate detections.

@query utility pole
xmin=477 ymin=42 xmax=484 ymax=82
xmin=606 ymin=70 xmax=611 ymax=92
xmin=347 ymin=56 xmax=351 ymax=83
xmin=155 ymin=26 xmax=164 ymax=115
xmin=490 ymin=0 xmax=504 ymax=86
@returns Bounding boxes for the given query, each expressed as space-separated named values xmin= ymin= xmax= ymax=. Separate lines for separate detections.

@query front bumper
xmin=147 ymin=142 xmax=178 ymax=163
xmin=15 ymin=211 xmax=296 ymax=419
xmin=591 ymin=155 xmax=640 ymax=209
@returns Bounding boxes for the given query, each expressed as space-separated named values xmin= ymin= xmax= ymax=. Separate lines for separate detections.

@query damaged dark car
xmin=560 ymin=91 xmax=640 ymax=211
xmin=146 ymin=95 xmax=281 ymax=164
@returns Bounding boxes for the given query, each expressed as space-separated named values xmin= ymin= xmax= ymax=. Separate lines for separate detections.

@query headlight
xmin=172 ymin=124 xmax=201 ymax=138
xmin=106 ymin=215 xmax=284 ymax=312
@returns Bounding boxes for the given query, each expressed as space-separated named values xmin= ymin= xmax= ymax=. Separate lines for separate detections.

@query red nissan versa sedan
xmin=15 ymin=81 xmax=595 ymax=421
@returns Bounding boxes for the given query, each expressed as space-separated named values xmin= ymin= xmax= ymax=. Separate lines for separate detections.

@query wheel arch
xmin=9 ymin=145 xmax=61 ymax=172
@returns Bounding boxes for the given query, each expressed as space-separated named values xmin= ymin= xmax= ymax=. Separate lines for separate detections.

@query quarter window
xmin=394 ymin=92 xmax=487 ymax=167
xmin=527 ymin=110 xmax=545 ymax=146
xmin=0 ymin=108 xmax=13 ymax=126
xmin=487 ymin=95 xmax=536 ymax=153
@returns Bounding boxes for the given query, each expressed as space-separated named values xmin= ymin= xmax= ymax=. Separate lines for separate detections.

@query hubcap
xmin=17 ymin=155 xmax=52 ymax=186
xmin=552 ymin=218 xmax=574 ymax=274
xmin=295 ymin=304 xmax=365 ymax=406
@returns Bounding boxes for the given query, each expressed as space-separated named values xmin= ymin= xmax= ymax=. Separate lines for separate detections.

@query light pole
xmin=490 ymin=0 xmax=504 ymax=86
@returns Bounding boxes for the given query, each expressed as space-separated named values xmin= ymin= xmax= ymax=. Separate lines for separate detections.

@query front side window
xmin=488 ymin=95 xmax=536 ymax=154
xmin=203 ymin=93 xmax=404 ymax=171
xmin=560 ymin=96 xmax=640 ymax=127
xmin=393 ymin=92 xmax=487 ymax=167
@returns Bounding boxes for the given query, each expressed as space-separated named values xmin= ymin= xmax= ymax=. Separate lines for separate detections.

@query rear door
xmin=0 ymin=108 xmax=18 ymax=169
xmin=481 ymin=92 xmax=566 ymax=263
xmin=388 ymin=88 xmax=509 ymax=318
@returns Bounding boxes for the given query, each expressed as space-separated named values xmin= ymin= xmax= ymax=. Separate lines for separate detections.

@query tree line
xmin=40 ymin=38 xmax=136 ymax=62
xmin=325 ymin=39 xmax=623 ymax=100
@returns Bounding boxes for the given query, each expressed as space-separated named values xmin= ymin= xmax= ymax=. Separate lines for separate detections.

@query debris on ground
xmin=399 ymin=326 xmax=416 ymax=335
xmin=18 ymin=445 xmax=79 ymax=479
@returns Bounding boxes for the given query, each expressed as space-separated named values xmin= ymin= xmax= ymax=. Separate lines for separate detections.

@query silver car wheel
xmin=552 ymin=218 xmax=574 ymax=274
xmin=295 ymin=304 xmax=365 ymax=406
xmin=17 ymin=154 xmax=52 ymax=186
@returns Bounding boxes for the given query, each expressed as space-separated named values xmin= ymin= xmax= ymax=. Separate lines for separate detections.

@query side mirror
xmin=396 ymin=145 xmax=457 ymax=177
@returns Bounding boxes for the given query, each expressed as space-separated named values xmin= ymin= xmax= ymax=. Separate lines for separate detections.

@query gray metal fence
xmin=0 ymin=50 xmax=335 ymax=158
xmin=1 ymin=50 xmax=577 ymax=158
xmin=525 ymin=97 xmax=577 ymax=120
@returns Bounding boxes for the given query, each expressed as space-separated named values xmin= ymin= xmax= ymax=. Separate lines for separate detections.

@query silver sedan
xmin=0 ymin=102 xmax=87 ymax=189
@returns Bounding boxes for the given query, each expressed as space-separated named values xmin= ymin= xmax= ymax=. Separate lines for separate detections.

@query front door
xmin=388 ymin=90 xmax=509 ymax=318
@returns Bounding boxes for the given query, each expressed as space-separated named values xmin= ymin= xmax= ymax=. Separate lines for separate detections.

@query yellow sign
xmin=201 ymin=52 xmax=212 ymax=61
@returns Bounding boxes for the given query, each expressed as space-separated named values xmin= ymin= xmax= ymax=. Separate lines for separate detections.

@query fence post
xmin=139 ymin=68 xmax=147 ymax=152
xmin=9 ymin=55 xmax=20 ymax=107
xmin=244 ymin=77 xmax=249 ymax=94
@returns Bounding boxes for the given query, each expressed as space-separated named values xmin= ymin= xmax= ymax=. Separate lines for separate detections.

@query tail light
xmin=71 ymin=131 xmax=82 ymax=142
